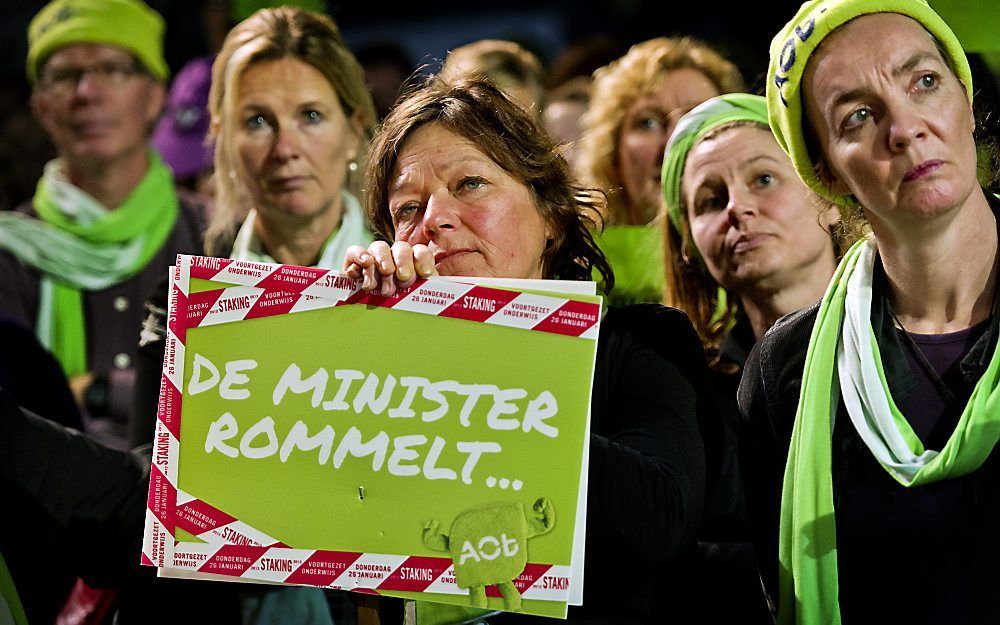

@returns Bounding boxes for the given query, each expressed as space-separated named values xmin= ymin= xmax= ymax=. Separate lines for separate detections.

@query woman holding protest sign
xmin=343 ymin=76 xmax=710 ymax=624
xmin=739 ymin=1 xmax=1000 ymax=623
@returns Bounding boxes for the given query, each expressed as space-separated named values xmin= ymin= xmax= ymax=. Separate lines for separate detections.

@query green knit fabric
xmin=779 ymin=238 xmax=1000 ymax=624
xmin=27 ymin=0 xmax=168 ymax=83
xmin=593 ymin=225 xmax=665 ymax=306
xmin=766 ymin=0 xmax=972 ymax=207
xmin=0 ymin=153 xmax=178 ymax=376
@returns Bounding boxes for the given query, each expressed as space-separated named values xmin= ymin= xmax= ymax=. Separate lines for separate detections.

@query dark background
xmin=1 ymin=0 xmax=997 ymax=210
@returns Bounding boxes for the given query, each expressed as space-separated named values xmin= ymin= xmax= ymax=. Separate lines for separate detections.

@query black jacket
xmin=738 ymin=248 xmax=1000 ymax=624
xmin=0 ymin=190 xmax=207 ymax=447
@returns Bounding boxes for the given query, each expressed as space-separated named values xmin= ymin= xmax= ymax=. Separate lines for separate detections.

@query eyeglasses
xmin=38 ymin=61 xmax=146 ymax=94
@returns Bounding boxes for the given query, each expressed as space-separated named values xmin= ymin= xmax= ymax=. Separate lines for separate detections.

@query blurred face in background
xmin=33 ymin=43 xmax=165 ymax=170
xmin=617 ymin=68 xmax=719 ymax=223
xmin=544 ymin=99 xmax=588 ymax=172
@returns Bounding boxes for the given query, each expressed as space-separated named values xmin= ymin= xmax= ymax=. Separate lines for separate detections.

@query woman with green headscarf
xmin=739 ymin=1 xmax=1000 ymax=624
xmin=661 ymin=93 xmax=839 ymax=623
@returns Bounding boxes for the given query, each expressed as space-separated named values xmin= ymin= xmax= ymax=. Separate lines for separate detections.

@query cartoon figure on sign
xmin=422 ymin=497 xmax=555 ymax=611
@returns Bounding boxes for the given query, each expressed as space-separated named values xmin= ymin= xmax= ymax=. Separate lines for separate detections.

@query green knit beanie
xmin=766 ymin=0 xmax=972 ymax=206
xmin=661 ymin=93 xmax=770 ymax=235
xmin=28 ymin=0 xmax=168 ymax=84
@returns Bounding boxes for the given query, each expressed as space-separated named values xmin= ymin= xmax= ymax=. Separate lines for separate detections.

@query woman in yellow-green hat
xmin=740 ymin=1 xmax=1000 ymax=623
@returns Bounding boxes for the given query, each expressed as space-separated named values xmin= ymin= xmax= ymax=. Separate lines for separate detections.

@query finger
xmin=369 ymin=240 xmax=395 ymax=276
xmin=361 ymin=262 xmax=380 ymax=292
xmin=379 ymin=274 xmax=397 ymax=298
xmin=391 ymin=241 xmax=416 ymax=283
xmin=413 ymin=244 xmax=436 ymax=278
xmin=343 ymin=245 xmax=373 ymax=277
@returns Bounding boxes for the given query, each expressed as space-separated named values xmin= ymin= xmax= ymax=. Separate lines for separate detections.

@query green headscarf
xmin=765 ymin=0 xmax=972 ymax=207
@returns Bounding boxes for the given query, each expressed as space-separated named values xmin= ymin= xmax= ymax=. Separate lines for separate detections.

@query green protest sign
xmin=143 ymin=256 xmax=600 ymax=618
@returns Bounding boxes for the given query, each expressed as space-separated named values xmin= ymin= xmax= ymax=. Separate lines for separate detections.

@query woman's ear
xmin=814 ymin=157 xmax=849 ymax=197
xmin=347 ymin=111 xmax=365 ymax=158
xmin=818 ymin=201 xmax=842 ymax=232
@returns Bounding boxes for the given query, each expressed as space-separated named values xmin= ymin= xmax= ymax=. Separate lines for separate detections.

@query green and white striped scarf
xmin=779 ymin=237 xmax=1000 ymax=624
xmin=0 ymin=153 xmax=178 ymax=376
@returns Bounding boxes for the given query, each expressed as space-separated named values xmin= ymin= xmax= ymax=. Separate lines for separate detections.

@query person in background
xmin=660 ymin=93 xmax=840 ymax=623
xmin=202 ymin=7 xmax=376 ymax=266
xmin=740 ymin=0 xmax=1000 ymax=622
xmin=579 ymin=37 xmax=744 ymax=305
xmin=153 ymin=55 xmax=217 ymax=197
xmin=438 ymin=39 xmax=546 ymax=120
xmin=355 ymin=41 xmax=415 ymax=121
xmin=545 ymin=36 xmax=624 ymax=92
xmin=542 ymin=76 xmax=590 ymax=174
xmin=662 ymin=93 xmax=841 ymax=369
xmin=344 ymin=76 xmax=710 ymax=624
xmin=0 ymin=0 xmax=207 ymax=450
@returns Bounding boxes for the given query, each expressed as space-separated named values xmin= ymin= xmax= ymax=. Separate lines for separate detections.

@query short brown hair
xmin=205 ymin=6 xmax=376 ymax=254
xmin=366 ymin=76 xmax=614 ymax=287
xmin=579 ymin=37 xmax=745 ymax=226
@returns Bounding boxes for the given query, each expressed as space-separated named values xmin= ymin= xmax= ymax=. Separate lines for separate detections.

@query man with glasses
xmin=0 ymin=0 xmax=206 ymax=450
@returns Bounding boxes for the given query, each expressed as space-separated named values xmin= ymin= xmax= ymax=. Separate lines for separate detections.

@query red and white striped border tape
xmin=142 ymin=255 xmax=586 ymax=604
xmin=166 ymin=538 xmax=571 ymax=601
xmin=183 ymin=254 xmax=601 ymax=340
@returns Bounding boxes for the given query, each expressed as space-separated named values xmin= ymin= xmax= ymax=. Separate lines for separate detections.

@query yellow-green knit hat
xmin=28 ymin=0 xmax=168 ymax=84
xmin=766 ymin=0 xmax=972 ymax=206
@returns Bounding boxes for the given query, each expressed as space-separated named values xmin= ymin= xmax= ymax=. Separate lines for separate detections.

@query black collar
xmin=718 ymin=314 xmax=756 ymax=371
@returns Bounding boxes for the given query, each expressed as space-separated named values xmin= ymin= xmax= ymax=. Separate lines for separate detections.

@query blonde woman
xmin=579 ymin=37 xmax=744 ymax=305
xmin=204 ymin=6 xmax=376 ymax=267
xmin=132 ymin=7 xmax=378 ymax=622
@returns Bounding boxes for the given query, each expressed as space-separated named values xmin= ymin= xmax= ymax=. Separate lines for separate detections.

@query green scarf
xmin=0 ymin=153 xmax=178 ymax=376
xmin=780 ymin=238 xmax=1000 ymax=624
